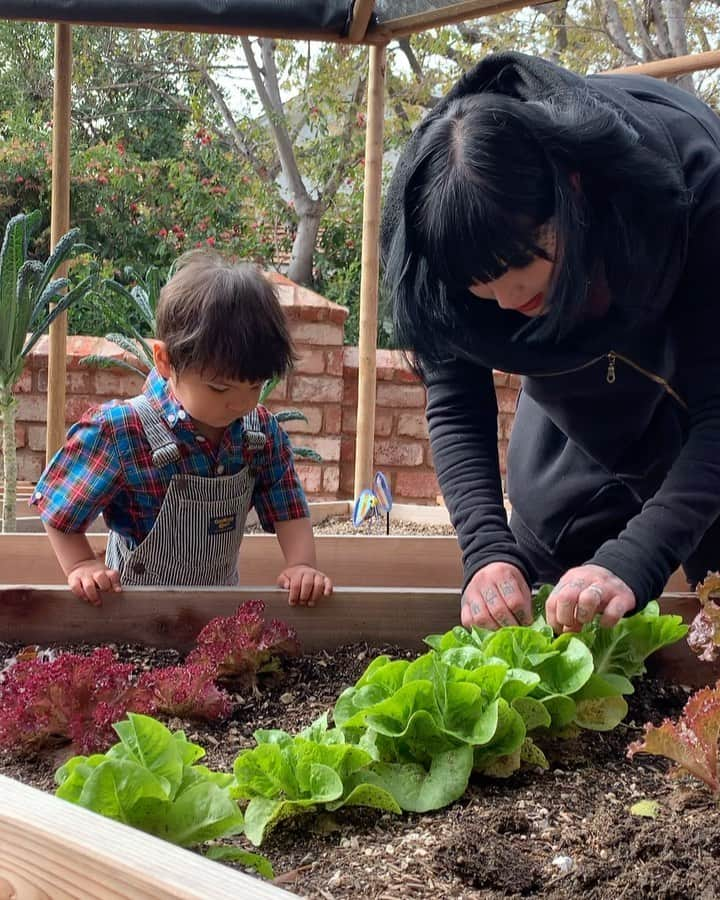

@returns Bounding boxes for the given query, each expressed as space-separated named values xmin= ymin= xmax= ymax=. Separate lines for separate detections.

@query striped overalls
xmin=105 ymin=393 xmax=266 ymax=586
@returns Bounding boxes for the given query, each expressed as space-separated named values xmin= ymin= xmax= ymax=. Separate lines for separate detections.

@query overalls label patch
xmin=208 ymin=513 xmax=237 ymax=535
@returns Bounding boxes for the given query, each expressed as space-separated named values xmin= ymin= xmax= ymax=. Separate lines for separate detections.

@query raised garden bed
xmin=2 ymin=633 xmax=719 ymax=900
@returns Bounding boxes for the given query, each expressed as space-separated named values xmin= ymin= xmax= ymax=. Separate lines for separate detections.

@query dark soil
xmin=2 ymin=639 xmax=719 ymax=900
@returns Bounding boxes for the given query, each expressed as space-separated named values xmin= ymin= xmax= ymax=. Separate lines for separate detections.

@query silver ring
xmin=588 ymin=584 xmax=603 ymax=600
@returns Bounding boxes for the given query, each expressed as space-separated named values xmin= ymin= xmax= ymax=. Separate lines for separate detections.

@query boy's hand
xmin=67 ymin=559 xmax=122 ymax=607
xmin=277 ymin=565 xmax=333 ymax=607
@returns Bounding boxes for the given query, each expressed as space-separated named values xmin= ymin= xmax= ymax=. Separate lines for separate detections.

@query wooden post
xmin=606 ymin=48 xmax=720 ymax=78
xmin=45 ymin=24 xmax=72 ymax=463
xmin=353 ymin=44 xmax=387 ymax=498
xmin=348 ymin=0 xmax=376 ymax=42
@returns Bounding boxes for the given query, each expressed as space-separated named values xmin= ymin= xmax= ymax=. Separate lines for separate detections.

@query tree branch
xmin=241 ymin=36 xmax=316 ymax=214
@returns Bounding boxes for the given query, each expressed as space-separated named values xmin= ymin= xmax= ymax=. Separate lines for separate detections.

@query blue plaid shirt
xmin=32 ymin=368 xmax=310 ymax=546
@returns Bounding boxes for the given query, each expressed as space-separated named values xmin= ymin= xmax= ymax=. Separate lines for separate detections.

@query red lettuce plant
xmin=628 ymin=681 xmax=720 ymax=796
xmin=0 ymin=647 xmax=153 ymax=754
xmin=687 ymin=573 xmax=720 ymax=663
xmin=186 ymin=600 xmax=301 ymax=693
xmin=137 ymin=664 xmax=234 ymax=721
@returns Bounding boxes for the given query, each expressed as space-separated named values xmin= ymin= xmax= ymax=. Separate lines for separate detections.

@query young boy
xmin=32 ymin=251 xmax=333 ymax=608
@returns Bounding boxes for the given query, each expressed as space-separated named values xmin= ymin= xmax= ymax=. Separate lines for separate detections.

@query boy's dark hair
xmin=156 ymin=251 xmax=296 ymax=382
xmin=385 ymin=91 xmax=688 ymax=372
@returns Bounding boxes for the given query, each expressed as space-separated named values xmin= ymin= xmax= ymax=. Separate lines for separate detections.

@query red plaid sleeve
xmin=30 ymin=407 xmax=123 ymax=533
xmin=251 ymin=406 xmax=310 ymax=532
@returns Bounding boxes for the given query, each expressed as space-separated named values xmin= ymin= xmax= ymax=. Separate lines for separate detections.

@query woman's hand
xmin=546 ymin=564 xmax=636 ymax=632
xmin=461 ymin=562 xmax=532 ymax=629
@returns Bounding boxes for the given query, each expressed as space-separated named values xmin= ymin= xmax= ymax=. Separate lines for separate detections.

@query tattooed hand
xmin=546 ymin=564 xmax=635 ymax=633
xmin=461 ymin=562 xmax=532 ymax=630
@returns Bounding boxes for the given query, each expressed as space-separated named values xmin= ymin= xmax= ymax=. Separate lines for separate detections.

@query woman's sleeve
xmin=591 ymin=206 xmax=720 ymax=603
xmin=425 ymin=358 xmax=534 ymax=589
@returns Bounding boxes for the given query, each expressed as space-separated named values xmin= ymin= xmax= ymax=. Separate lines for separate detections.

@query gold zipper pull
xmin=606 ymin=352 xmax=616 ymax=384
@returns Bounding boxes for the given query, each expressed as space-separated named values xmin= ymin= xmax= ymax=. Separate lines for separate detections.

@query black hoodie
xmin=381 ymin=52 xmax=720 ymax=606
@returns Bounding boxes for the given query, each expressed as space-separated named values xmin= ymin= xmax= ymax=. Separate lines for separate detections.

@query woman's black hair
xmin=385 ymin=90 xmax=687 ymax=372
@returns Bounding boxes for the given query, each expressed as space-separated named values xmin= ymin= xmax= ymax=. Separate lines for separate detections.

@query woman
xmin=382 ymin=52 xmax=720 ymax=633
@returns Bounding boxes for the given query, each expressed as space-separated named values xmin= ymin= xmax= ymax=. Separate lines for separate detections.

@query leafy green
xmin=232 ymin=714 xmax=401 ymax=845
xmin=55 ymin=713 xmax=244 ymax=847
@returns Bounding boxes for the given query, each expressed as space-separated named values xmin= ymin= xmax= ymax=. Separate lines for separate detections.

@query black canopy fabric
xmin=0 ymin=1 xmax=355 ymax=36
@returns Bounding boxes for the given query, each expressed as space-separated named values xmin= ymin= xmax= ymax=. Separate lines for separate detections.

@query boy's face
xmin=153 ymin=343 xmax=263 ymax=431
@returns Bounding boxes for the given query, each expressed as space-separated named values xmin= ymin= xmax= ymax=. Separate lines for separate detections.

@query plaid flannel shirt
xmin=31 ymin=367 xmax=309 ymax=546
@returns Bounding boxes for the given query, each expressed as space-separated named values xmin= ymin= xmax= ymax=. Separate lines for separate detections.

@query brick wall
xmin=7 ymin=273 xmax=520 ymax=503
xmin=341 ymin=349 xmax=519 ymax=503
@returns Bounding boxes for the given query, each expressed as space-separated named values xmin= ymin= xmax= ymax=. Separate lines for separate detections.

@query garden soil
xmin=2 ymin=637 xmax=719 ymax=900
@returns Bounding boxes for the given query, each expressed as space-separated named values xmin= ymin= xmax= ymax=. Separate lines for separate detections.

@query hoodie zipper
xmin=532 ymin=350 xmax=687 ymax=410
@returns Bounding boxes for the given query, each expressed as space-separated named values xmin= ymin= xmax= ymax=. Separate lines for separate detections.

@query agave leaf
xmin=292 ymin=447 xmax=322 ymax=463
xmin=22 ymin=274 xmax=97 ymax=359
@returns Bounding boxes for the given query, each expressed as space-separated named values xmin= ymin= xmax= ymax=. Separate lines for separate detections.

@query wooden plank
xmin=0 ymin=774 xmax=291 ymax=900
xmin=0 ymin=585 xmax=462 ymax=651
xmin=606 ymin=48 xmax=720 ymax=79
xmin=46 ymin=23 xmax=72 ymax=461
xmin=0 ymin=533 xmax=465 ymax=586
xmin=0 ymin=586 xmax=717 ymax=684
xmin=353 ymin=44 xmax=387 ymax=497
xmin=348 ymin=0 xmax=377 ymax=42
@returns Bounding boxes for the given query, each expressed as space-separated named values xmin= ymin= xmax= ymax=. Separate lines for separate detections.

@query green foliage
xmin=232 ymin=713 xmax=401 ymax=846
xmin=55 ymin=713 xmax=248 ymax=849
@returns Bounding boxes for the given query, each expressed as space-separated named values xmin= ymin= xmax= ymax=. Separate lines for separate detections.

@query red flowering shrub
xmin=0 ymin=648 xmax=153 ymax=755
xmin=137 ymin=664 xmax=234 ymax=721
xmin=186 ymin=600 xmax=301 ymax=693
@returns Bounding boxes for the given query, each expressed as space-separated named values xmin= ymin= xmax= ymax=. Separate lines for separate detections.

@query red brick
xmin=37 ymin=368 xmax=93 ymax=394
xmin=322 ymin=465 xmax=340 ymax=494
xmin=342 ymin=381 xmax=357 ymax=407
xmin=16 ymin=394 xmax=50 ymax=423
xmin=342 ymin=407 xmax=393 ymax=437
xmin=396 ymin=413 xmax=428 ymax=439
xmin=291 ymin=376 xmax=343 ymax=404
xmin=64 ymin=396 xmax=97 ymax=422
xmin=339 ymin=462 xmax=354 ymax=496
xmin=376 ymin=383 xmax=426 ymax=409
xmin=508 ymin=373 xmax=522 ymax=390
xmin=493 ymin=370 xmax=510 ymax=388
xmin=264 ymin=377 xmax=287 ymax=402
xmin=496 ymin=386 xmax=519 ymax=414
xmin=93 ymin=370 xmax=144 ymax=397
xmin=395 ymin=365 xmax=420 ymax=384
xmin=280 ymin=407 xmax=323 ymax=434
xmin=498 ymin=414 xmax=515 ymax=441
xmin=340 ymin=434 xmax=355 ymax=463
xmin=289 ymin=321 xmax=343 ymax=346
xmin=17 ymin=450 xmax=46 ymax=482
xmin=27 ymin=424 xmax=47 ymax=453
xmin=12 ymin=370 xmax=32 ymax=394
xmin=14 ymin=423 xmax=26 ymax=449
xmin=394 ymin=469 xmax=440 ymax=500
xmin=325 ymin=349 xmax=344 ymax=377
xmin=296 ymin=435 xmax=340 ymax=462
xmin=323 ymin=406 xmax=342 ymax=435
xmin=498 ymin=441 xmax=508 ymax=475
xmin=294 ymin=349 xmax=326 ymax=375
xmin=374 ymin=440 xmax=424 ymax=467
xmin=294 ymin=463 xmax=322 ymax=494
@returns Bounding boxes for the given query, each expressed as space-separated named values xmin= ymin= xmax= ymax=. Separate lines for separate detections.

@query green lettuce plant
xmin=232 ymin=713 xmax=401 ymax=846
xmin=56 ymin=713 xmax=245 ymax=844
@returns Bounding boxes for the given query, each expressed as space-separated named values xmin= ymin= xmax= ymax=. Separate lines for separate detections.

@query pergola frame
xmin=2 ymin=2 xmax=718 ymax=496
